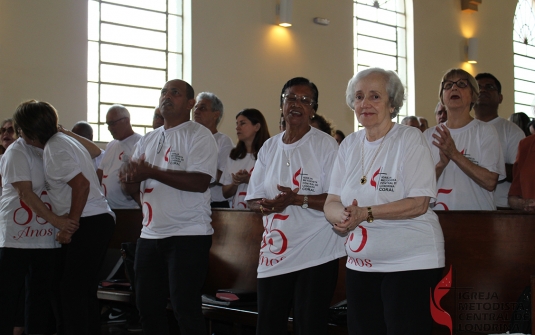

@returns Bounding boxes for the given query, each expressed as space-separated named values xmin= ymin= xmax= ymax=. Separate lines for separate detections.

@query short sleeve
xmin=1 ymin=148 xmax=32 ymax=185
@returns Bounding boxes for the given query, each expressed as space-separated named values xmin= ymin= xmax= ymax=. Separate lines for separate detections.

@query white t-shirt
xmin=210 ymin=132 xmax=234 ymax=203
xmin=329 ymin=124 xmax=445 ymax=273
xmin=486 ymin=117 xmax=525 ymax=208
xmin=43 ymin=133 xmax=114 ymax=218
xmin=99 ymin=133 xmax=142 ymax=209
xmin=0 ymin=138 xmax=59 ymax=248
xmin=220 ymin=153 xmax=256 ymax=209
xmin=245 ymin=127 xmax=345 ymax=278
xmin=132 ymin=121 xmax=218 ymax=239
xmin=93 ymin=149 xmax=105 ymax=171
xmin=423 ymin=120 xmax=505 ymax=210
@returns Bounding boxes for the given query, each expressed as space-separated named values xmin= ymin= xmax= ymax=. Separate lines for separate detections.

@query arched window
xmin=353 ymin=0 xmax=410 ymax=129
xmin=87 ymin=0 xmax=187 ymax=141
xmin=513 ymin=0 xmax=535 ymax=117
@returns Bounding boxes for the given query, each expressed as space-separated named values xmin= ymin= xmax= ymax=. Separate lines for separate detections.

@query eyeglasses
xmin=478 ymin=84 xmax=498 ymax=91
xmin=282 ymin=93 xmax=316 ymax=107
xmin=106 ymin=117 xmax=127 ymax=127
xmin=0 ymin=126 xmax=14 ymax=135
xmin=442 ymin=79 xmax=469 ymax=90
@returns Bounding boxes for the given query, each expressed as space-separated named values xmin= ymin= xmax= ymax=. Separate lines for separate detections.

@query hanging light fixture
xmin=277 ymin=0 xmax=293 ymax=27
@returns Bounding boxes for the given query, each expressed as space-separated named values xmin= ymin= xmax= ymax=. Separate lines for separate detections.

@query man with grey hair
xmin=72 ymin=121 xmax=105 ymax=170
xmin=400 ymin=115 xmax=420 ymax=128
xmin=435 ymin=102 xmax=447 ymax=125
xmin=97 ymin=104 xmax=142 ymax=209
xmin=193 ymin=92 xmax=234 ymax=208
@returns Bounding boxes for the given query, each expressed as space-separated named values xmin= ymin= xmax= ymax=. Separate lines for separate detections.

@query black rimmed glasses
xmin=0 ymin=126 xmax=14 ymax=135
xmin=282 ymin=93 xmax=316 ymax=107
xmin=442 ymin=79 xmax=469 ymax=90
xmin=478 ymin=84 xmax=498 ymax=91
xmin=106 ymin=117 xmax=127 ymax=127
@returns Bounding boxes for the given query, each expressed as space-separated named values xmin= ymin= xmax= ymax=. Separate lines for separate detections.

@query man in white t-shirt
xmin=121 ymin=79 xmax=218 ymax=335
xmin=71 ymin=121 xmax=105 ymax=171
xmin=474 ymin=73 xmax=525 ymax=208
xmin=97 ymin=105 xmax=142 ymax=209
xmin=193 ymin=92 xmax=234 ymax=208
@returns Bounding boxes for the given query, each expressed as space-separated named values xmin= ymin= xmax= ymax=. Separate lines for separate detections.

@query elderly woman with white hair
xmin=423 ymin=69 xmax=505 ymax=210
xmin=324 ymin=67 xmax=445 ymax=334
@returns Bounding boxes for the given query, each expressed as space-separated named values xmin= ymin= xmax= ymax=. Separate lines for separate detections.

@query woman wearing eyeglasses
xmin=245 ymin=77 xmax=345 ymax=335
xmin=11 ymin=100 xmax=115 ymax=335
xmin=423 ymin=69 xmax=505 ymax=210
xmin=1 ymin=119 xmax=16 ymax=153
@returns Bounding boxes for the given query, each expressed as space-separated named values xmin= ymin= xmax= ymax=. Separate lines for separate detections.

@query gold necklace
xmin=360 ymin=123 xmax=393 ymax=185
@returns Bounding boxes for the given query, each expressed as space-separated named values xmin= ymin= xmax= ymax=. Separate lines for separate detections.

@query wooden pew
xmin=99 ymin=209 xmax=535 ymax=335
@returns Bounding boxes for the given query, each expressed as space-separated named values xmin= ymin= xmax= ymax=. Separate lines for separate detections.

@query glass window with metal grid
xmin=513 ymin=0 xmax=535 ymax=118
xmin=88 ymin=0 xmax=184 ymax=141
xmin=353 ymin=0 xmax=408 ymax=130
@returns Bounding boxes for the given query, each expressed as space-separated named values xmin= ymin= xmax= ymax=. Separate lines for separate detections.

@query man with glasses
xmin=97 ymin=104 xmax=142 ymax=209
xmin=193 ymin=92 xmax=234 ymax=208
xmin=474 ymin=73 xmax=525 ymax=209
xmin=120 ymin=79 xmax=218 ymax=335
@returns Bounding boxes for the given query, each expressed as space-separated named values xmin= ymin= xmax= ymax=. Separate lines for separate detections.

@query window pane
xmin=128 ymin=106 xmax=157 ymax=126
xmin=101 ymin=44 xmax=166 ymax=69
xmin=101 ymin=3 xmax=166 ymax=31
xmin=100 ymin=84 xmax=161 ymax=106
xmin=376 ymin=9 xmax=396 ymax=26
xmin=132 ymin=126 xmax=148 ymax=135
xmin=514 ymin=54 xmax=535 ymax=70
xmin=355 ymin=4 xmax=376 ymax=20
xmin=397 ymin=27 xmax=406 ymax=57
xmin=101 ymin=23 xmax=166 ymax=49
xmin=515 ymin=91 xmax=535 ymax=105
xmin=357 ymin=35 xmax=397 ymax=56
xmin=357 ymin=19 xmax=396 ymax=41
xmin=88 ymin=1 xmax=99 ymax=41
xmin=99 ymin=124 xmax=114 ymax=142
xmin=514 ymin=66 xmax=535 ymax=82
xmin=168 ymin=15 xmax=183 ymax=53
xmin=515 ymin=78 xmax=535 ymax=94
xmin=397 ymin=13 xmax=405 ymax=28
xmin=168 ymin=52 xmax=183 ymax=80
xmin=105 ymin=0 xmax=166 ymax=12
xmin=88 ymin=41 xmax=99 ymax=82
xmin=513 ymin=41 xmax=527 ymax=56
xmin=357 ymin=50 xmax=397 ymax=70
xmin=87 ymin=83 xmax=99 ymax=122
xmin=515 ymin=104 xmax=534 ymax=117
xmin=169 ymin=0 xmax=182 ymax=15
xmin=101 ymin=64 xmax=166 ymax=87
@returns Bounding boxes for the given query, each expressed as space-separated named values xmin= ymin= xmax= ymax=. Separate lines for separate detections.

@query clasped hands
xmin=332 ymin=199 xmax=367 ymax=234
xmin=256 ymin=185 xmax=298 ymax=215
xmin=119 ymin=154 xmax=151 ymax=183
xmin=231 ymin=169 xmax=250 ymax=186
xmin=432 ymin=125 xmax=459 ymax=168
xmin=54 ymin=214 xmax=79 ymax=244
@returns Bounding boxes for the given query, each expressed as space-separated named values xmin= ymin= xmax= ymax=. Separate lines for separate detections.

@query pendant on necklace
xmin=360 ymin=176 xmax=367 ymax=185
xmin=286 ymin=161 xmax=290 ymax=167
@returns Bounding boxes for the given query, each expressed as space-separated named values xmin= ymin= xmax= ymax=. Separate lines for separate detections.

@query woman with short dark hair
xmin=13 ymin=100 xmax=115 ymax=335
xmin=246 ymin=77 xmax=344 ymax=335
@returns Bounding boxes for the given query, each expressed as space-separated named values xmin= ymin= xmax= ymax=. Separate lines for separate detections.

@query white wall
xmin=0 ymin=0 xmax=521 ymax=141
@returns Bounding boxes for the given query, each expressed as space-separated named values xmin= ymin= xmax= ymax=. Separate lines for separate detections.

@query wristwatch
xmin=301 ymin=195 xmax=309 ymax=209
xmin=366 ymin=207 xmax=374 ymax=223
